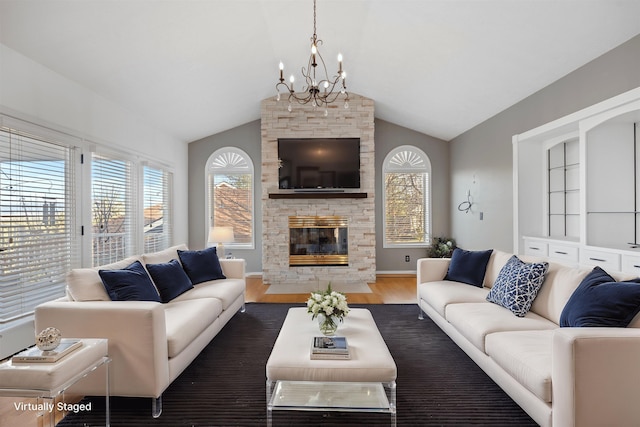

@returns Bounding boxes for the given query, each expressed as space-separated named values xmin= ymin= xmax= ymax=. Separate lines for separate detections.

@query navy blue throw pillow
xmin=178 ymin=247 xmax=226 ymax=285
xmin=560 ymin=266 xmax=640 ymax=327
xmin=146 ymin=259 xmax=194 ymax=303
xmin=444 ymin=248 xmax=493 ymax=287
xmin=99 ymin=260 xmax=161 ymax=302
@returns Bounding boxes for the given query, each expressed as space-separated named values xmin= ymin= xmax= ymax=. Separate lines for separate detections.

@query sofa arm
xmin=417 ymin=258 xmax=450 ymax=285
xmin=220 ymin=258 xmax=245 ymax=280
xmin=553 ymin=328 xmax=640 ymax=427
xmin=35 ymin=300 xmax=170 ymax=398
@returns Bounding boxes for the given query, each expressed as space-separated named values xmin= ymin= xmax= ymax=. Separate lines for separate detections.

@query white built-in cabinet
xmin=514 ymin=86 xmax=640 ymax=275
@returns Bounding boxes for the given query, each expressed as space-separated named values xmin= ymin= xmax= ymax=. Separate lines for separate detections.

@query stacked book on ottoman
xmin=310 ymin=336 xmax=350 ymax=360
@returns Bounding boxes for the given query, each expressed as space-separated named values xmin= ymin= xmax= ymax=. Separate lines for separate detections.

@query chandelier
xmin=276 ymin=0 xmax=349 ymax=114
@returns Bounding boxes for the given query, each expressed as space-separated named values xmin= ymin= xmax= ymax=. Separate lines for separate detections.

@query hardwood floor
xmin=0 ymin=274 xmax=416 ymax=426
xmin=245 ymin=274 xmax=417 ymax=304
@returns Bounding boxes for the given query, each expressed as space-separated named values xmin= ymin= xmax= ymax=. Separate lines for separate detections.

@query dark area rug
xmin=58 ymin=303 xmax=537 ymax=426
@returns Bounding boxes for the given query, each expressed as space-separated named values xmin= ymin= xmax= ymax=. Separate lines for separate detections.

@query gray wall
xmin=188 ymin=120 xmax=262 ymax=272
xmin=188 ymin=117 xmax=448 ymax=273
xmin=374 ymin=119 xmax=449 ymax=272
xmin=450 ymin=34 xmax=640 ymax=252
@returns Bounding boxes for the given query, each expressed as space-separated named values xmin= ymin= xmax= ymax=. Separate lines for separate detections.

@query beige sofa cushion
xmin=141 ymin=244 xmax=188 ymax=266
xmin=171 ymin=278 xmax=245 ymax=310
xmin=66 ymin=255 xmax=141 ymax=301
xmin=164 ymin=298 xmax=223 ymax=358
xmin=530 ymin=263 xmax=590 ymax=323
xmin=486 ymin=330 xmax=553 ymax=403
xmin=446 ymin=302 xmax=557 ymax=352
xmin=417 ymin=281 xmax=489 ymax=317
xmin=483 ymin=250 xmax=513 ymax=288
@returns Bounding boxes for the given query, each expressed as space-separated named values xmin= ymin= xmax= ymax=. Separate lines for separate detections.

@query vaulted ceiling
xmin=1 ymin=1 xmax=640 ymax=143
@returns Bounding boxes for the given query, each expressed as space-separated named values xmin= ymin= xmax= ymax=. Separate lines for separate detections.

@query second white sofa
xmin=417 ymin=249 xmax=640 ymax=427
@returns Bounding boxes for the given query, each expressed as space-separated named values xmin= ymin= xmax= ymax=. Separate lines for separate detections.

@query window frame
xmin=382 ymin=145 xmax=432 ymax=249
xmin=0 ymin=116 xmax=82 ymax=325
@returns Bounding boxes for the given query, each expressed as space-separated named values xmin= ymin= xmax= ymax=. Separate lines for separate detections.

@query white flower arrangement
xmin=306 ymin=283 xmax=350 ymax=321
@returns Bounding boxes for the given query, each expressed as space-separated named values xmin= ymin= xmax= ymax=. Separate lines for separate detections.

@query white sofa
xmin=35 ymin=244 xmax=245 ymax=417
xmin=417 ymin=249 xmax=640 ymax=427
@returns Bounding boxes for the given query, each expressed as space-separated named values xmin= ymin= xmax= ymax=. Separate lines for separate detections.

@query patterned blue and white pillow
xmin=486 ymin=255 xmax=549 ymax=317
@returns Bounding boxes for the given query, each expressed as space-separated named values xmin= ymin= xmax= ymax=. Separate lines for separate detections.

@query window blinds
xmin=143 ymin=165 xmax=172 ymax=253
xmin=0 ymin=126 xmax=77 ymax=324
xmin=91 ymin=152 xmax=135 ymax=266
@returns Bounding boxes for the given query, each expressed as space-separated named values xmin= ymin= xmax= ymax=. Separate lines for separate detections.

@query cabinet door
xmin=547 ymin=139 xmax=580 ymax=239
xmin=586 ymin=120 xmax=636 ymax=247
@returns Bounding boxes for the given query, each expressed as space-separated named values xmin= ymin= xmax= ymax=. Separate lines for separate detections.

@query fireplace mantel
xmin=268 ymin=192 xmax=367 ymax=199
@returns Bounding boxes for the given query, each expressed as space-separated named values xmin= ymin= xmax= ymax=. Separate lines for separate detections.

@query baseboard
xmin=375 ymin=270 xmax=417 ymax=276
xmin=246 ymin=271 xmax=416 ymax=279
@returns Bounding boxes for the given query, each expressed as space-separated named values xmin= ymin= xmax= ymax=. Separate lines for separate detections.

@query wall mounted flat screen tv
xmin=278 ymin=138 xmax=360 ymax=190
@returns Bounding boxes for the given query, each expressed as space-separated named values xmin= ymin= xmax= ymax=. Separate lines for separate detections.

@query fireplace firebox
xmin=289 ymin=216 xmax=348 ymax=266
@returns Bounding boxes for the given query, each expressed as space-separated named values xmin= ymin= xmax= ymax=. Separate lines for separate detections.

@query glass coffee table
xmin=267 ymin=380 xmax=396 ymax=426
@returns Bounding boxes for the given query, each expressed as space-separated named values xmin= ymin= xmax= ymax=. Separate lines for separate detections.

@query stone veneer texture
xmin=261 ymin=93 xmax=376 ymax=285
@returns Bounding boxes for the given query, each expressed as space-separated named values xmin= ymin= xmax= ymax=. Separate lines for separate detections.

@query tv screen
xmin=277 ymin=138 xmax=360 ymax=190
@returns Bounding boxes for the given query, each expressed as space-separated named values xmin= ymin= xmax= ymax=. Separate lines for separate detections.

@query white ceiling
xmin=1 ymin=1 xmax=640 ymax=143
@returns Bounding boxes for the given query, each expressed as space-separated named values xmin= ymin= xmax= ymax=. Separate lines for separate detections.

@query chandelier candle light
xmin=276 ymin=0 xmax=350 ymax=115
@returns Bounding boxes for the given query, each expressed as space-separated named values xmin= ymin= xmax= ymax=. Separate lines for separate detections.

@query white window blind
xmin=0 ymin=126 xmax=77 ymax=324
xmin=143 ymin=165 xmax=172 ymax=253
xmin=91 ymin=152 xmax=135 ymax=266
xmin=208 ymin=148 xmax=254 ymax=248
xmin=383 ymin=146 xmax=431 ymax=247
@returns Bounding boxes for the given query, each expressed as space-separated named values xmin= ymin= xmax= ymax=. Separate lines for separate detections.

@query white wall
xmin=0 ymin=43 xmax=189 ymax=244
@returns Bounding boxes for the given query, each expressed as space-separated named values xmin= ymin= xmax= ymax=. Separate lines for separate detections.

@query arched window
xmin=383 ymin=145 xmax=431 ymax=247
xmin=206 ymin=147 xmax=254 ymax=249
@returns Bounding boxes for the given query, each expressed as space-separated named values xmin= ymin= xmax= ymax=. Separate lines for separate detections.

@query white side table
xmin=0 ymin=338 xmax=110 ymax=427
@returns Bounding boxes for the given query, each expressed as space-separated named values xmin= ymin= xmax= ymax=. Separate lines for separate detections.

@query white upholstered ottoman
xmin=266 ymin=307 xmax=397 ymax=425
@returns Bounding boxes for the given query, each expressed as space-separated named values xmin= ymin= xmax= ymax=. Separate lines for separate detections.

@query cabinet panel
xmin=622 ymin=254 xmax=640 ymax=277
xmin=588 ymin=213 xmax=635 ymax=249
xmin=586 ymin=123 xmax=635 ymax=212
xmin=523 ymin=239 xmax=548 ymax=257
xmin=580 ymin=248 xmax=621 ymax=271
xmin=548 ymin=243 xmax=579 ymax=263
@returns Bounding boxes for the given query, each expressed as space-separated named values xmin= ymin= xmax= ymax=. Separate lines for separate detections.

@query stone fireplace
xmin=261 ymin=93 xmax=376 ymax=285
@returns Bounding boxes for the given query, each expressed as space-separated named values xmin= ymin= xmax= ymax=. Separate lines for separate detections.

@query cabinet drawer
xmin=622 ymin=255 xmax=640 ymax=277
xmin=548 ymin=244 xmax=579 ymax=263
xmin=581 ymin=249 xmax=621 ymax=272
xmin=523 ymin=241 xmax=548 ymax=257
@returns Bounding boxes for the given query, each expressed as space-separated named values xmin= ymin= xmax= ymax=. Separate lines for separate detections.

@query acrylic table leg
xmin=266 ymin=380 xmax=274 ymax=427
xmin=386 ymin=381 xmax=397 ymax=427
xmin=105 ymin=360 xmax=111 ymax=427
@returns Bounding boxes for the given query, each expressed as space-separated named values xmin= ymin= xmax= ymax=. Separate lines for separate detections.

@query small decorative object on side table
xmin=306 ymin=283 xmax=350 ymax=336
xmin=36 ymin=327 xmax=62 ymax=351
